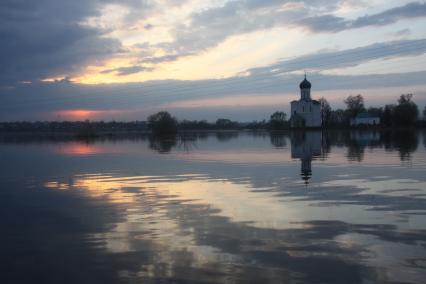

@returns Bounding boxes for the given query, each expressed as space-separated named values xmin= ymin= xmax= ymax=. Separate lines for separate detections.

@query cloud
xmin=151 ymin=1 xmax=426 ymax=65
xmin=296 ymin=14 xmax=350 ymax=32
xmin=139 ymin=52 xmax=195 ymax=64
xmin=1 ymin=38 xmax=425 ymax=120
xmin=299 ymin=2 xmax=426 ymax=32
xmin=2 ymin=0 xmax=424 ymax=85
xmin=248 ymin=39 xmax=426 ymax=75
xmin=143 ymin=23 xmax=154 ymax=30
xmin=159 ymin=0 xmax=301 ymax=54
xmin=391 ymin=28 xmax=411 ymax=38
xmin=352 ymin=2 xmax=426 ymax=28
xmin=0 ymin=0 xmax=153 ymax=85
xmin=101 ymin=65 xmax=154 ymax=76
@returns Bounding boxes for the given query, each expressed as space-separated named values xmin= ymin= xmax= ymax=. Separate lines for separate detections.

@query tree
xmin=382 ymin=104 xmax=395 ymax=127
xmin=393 ymin=94 xmax=418 ymax=126
xmin=329 ymin=109 xmax=345 ymax=127
xmin=269 ymin=111 xmax=288 ymax=130
xmin=147 ymin=111 xmax=178 ymax=135
xmin=367 ymin=107 xmax=383 ymax=118
xmin=319 ymin=97 xmax=331 ymax=128
xmin=215 ymin=118 xmax=237 ymax=129
xmin=344 ymin=94 xmax=365 ymax=119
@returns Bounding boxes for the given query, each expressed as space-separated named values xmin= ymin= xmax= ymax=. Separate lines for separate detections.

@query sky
xmin=1 ymin=0 xmax=426 ymax=121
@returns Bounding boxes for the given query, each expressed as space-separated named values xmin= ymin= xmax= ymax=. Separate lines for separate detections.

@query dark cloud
xmin=0 ymin=0 xmax=152 ymax=85
xmin=296 ymin=14 xmax=349 ymax=32
xmin=352 ymin=2 xmax=426 ymax=28
xmin=299 ymin=2 xmax=426 ymax=32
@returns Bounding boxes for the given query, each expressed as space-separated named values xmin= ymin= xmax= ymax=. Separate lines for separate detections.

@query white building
xmin=350 ymin=113 xmax=380 ymax=126
xmin=290 ymin=76 xmax=322 ymax=128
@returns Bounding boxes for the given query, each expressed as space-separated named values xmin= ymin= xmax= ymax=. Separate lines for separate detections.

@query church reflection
xmin=291 ymin=131 xmax=324 ymax=185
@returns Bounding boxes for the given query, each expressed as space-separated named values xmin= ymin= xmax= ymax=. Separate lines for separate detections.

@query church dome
xmin=299 ymin=76 xmax=311 ymax=89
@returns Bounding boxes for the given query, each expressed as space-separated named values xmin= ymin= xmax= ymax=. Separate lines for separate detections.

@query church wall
xmin=290 ymin=100 xmax=322 ymax=127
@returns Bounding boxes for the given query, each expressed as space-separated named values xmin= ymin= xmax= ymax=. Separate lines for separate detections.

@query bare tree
xmin=344 ymin=94 xmax=365 ymax=118
xmin=319 ymin=97 xmax=331 ymax=128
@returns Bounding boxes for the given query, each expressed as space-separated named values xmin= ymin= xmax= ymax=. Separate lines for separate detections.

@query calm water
xmin=1 ymin=130 xmax=426 ymax=284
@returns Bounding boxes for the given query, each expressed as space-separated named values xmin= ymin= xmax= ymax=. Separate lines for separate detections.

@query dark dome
xmin=299 ymin=77 xmax=311 ymax=89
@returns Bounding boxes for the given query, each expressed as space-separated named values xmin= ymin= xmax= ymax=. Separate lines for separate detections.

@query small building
xmin=350 ymin=113 xmax=380 ymax=126
xmin=290 ymin=75 xmax=322 ymax=128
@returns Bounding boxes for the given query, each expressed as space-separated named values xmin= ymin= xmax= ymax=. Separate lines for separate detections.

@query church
xmin=290 ymin=75 xmax=322 ymax=128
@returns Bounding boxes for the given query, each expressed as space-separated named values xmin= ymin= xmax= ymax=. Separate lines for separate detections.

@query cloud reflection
xmin=2 ymin=130 xmax=426 ymax=283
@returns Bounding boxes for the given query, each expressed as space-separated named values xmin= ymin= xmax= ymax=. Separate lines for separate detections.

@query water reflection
xmin=215 ymin=131 xmax=239 ymax=142
xmin=1 ymin=130 xmax=426 ymax=284
xmin=291 ymin=131 xmax=323 ymax=184
xmin=148 ymin=135 xmax=177 ymax=153
xmin=389 ymin=130 xmax=418 ymax=161
xmin=269 ymin=133 xmax=287 ymax=148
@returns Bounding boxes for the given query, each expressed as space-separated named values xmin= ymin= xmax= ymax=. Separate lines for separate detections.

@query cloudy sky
xmin=1 ymin=0 xmax=426 ymax=121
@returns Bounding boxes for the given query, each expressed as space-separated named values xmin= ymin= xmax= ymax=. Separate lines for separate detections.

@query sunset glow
xmin=53 ymin=109 xmax=136 ymax=121
xmin=56 ymin=109 xmax=102 ymax=120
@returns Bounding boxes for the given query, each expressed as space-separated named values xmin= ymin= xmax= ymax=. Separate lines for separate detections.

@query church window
xmin=302 ymin=106 xmax=304 ymax=112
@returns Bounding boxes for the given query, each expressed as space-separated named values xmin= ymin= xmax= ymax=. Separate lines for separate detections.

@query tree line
xmin=321 ymin=93 xmax=421 ymax=128
xmin=269 ymin=93 xmax=424 ymax=130
xmin=1 ymin=93 xmax=424 ymax=135
xmin=148 ymin=94 xmax=425 ymax=133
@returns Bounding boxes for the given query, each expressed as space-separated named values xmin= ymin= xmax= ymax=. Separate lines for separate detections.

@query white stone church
xmin=290 ymin=75 xmax=322 ymax=128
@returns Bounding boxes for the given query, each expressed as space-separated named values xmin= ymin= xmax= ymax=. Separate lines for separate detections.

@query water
xmin=1 ymin=130 xmax=426 ymax=284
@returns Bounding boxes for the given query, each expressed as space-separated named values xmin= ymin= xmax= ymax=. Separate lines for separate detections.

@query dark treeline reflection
xmin=146 ymin=130 xmax=421 ymax=161
xmin=0 ymin=130 xmax=422 ymax=161
xmin=148 ymin=129 xmax=421 ymax=185
xmin=156 ymin=130 xmax=420 ymax=162
xmin=215 ymin=131 xmax=239 ymax=142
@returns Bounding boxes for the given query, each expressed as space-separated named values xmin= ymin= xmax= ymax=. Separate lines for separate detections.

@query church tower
xmin=299 ymin=74 xmax=311 ymax=101
xmin=290 ymin=74 xmax=322 ymax=128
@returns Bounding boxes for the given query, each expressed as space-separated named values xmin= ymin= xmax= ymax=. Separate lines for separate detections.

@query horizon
xmin=1 ymin=1 xmax=426 ymax=121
